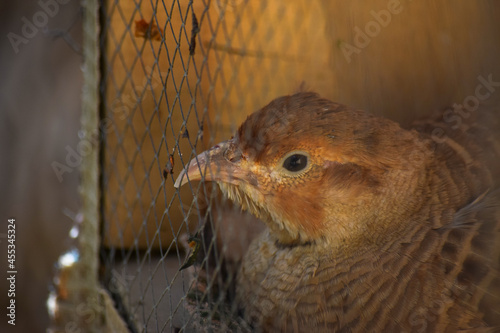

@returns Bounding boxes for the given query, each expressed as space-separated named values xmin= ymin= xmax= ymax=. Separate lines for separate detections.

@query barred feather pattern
xmin=237 ymin=190 xmax=500 ymax=332
xmin=234 ymin=100 xmax=500 ymax=332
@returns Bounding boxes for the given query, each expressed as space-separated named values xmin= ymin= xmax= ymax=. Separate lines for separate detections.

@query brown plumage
xmin=175 ymin=92 xmax=500 ymax=332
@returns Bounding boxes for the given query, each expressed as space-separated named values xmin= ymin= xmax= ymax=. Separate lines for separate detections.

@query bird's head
xmin=175 ymin=92 xmax=430 ymax=247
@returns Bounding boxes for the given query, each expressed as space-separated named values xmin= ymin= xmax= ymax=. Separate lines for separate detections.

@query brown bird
xmin=175 ymin=92 xmax=500 ymax=332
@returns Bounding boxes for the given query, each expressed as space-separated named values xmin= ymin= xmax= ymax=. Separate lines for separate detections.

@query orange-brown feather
xmin=176 ymin=91 xmax=500 ymax=331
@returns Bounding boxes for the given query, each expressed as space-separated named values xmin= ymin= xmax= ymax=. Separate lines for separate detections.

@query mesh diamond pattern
xmin=99 ymin=0 xmax=329 ymax=331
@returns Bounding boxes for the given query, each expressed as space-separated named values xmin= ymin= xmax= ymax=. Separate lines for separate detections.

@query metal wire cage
xmin=47 ymin=1 xmax=500 ymax=332
xmin=97 ymin=0 xmax=325 ymax=331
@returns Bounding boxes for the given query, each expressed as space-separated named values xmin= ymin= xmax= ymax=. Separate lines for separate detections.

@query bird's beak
xmin=174 ymin=139 xmax=246 ymax=188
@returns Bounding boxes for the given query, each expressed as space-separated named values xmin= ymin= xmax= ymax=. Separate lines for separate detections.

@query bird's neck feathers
xmin=218 ymin=181 xmax=312 ymax=245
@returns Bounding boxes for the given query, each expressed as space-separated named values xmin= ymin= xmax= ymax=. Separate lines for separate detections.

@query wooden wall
xmin=102 ymin=0 xmax=500 ymax=249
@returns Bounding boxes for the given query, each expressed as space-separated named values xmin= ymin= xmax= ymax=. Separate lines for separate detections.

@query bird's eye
xmin=282 ymin=153 xmax=308 ymax=172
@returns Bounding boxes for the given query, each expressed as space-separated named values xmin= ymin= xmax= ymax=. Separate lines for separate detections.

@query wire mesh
xmin=97 ymin=0 xmax=324 ymax=331
xmin=96 ymin=0 xmax=500 ymax=331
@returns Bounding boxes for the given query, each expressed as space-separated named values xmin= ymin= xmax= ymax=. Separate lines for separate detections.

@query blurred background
xmin=0 ymin=1 xmax=82 ymax=331
xmin=0 ymin=0 xmax=499 ymax=332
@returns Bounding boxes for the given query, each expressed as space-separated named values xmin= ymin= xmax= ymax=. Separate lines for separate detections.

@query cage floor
xmin=112 ymin=253 xmax=190 ymax=332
